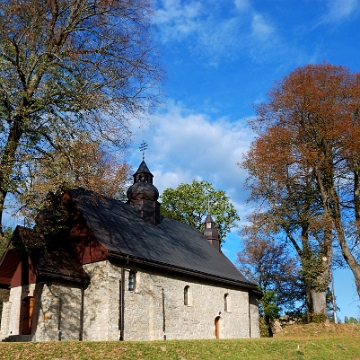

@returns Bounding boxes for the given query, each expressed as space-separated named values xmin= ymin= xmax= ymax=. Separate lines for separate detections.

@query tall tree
xmin=242 ymin=132 xmax=332 ymax=319
xmin=0 ymin=0 xmax=162 ymax=233
xmin=160 ymin=180 xmax=240 ymax=242
xmin=241 ymin=62 xmax=360 ymax=312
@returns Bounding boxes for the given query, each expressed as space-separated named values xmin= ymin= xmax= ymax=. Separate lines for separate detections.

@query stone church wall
xmin=249 ymin=294 xmax=260 ymax=338
xmin=123 ymin=266 xmax=253 ymax=340
xmin=82 ymin=260 xmax=259 ymax=341
xmin=0 ymin=286 xmax=22 ymax=337
xmin=32 ymin=282 xmax=82 ymax=341
xmin=82 ymin=261 xmax=122 ymax=341
xmin=1 ymin=260 xmax=260 ymax=341
xmin=0 ymin=301 xmax=10 ymax=339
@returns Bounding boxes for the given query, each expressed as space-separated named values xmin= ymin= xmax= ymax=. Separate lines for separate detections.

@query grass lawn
xmin=0 ymin=324 xmax=359 ymax=359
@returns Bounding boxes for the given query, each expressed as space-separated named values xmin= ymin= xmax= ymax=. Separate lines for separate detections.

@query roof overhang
xmin=108 ymin=251 xmax=262 ymax=296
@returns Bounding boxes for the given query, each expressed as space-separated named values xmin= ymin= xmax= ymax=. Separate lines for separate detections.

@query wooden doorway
xmin=22 ymin=297 xmax=34 ymax=335
xmin=215 ymin=316 xmax=220 ymax=339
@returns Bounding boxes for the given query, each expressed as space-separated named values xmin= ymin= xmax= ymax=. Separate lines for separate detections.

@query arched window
xmin=224 ymin=293 xmax=230 ymax=312
xmin=184 ymin=286 xmax=189 ymax=305
xmin=184 ymin=285 xmax=192 ymax=306
xmin=128 ymin=271 xmax=136 ymax=291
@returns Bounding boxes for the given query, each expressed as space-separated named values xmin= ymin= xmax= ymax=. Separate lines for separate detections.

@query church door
xmin=22 ymin=297 xmax=34 ymax=335
xmin=215 ymin=316 xmax=220 ymax=339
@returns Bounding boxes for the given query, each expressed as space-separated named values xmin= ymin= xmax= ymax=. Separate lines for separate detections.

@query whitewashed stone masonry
xmin=1 ymin=260 xmax=260 ymax=341
xmin=83 ymin=260 xmax=259 ymax=341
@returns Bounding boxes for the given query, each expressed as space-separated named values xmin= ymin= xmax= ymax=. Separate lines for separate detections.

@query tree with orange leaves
xmin=20 ymin=136 xmax=131 ymax=217
xmin=0 ymin=0 xmax=162 ymax=234
xmin=241 ymin=62 xmax=360 ymax=320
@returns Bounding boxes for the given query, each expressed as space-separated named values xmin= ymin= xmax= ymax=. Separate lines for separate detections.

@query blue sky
xmin=126 ymin=0 xmax=360 ymax=321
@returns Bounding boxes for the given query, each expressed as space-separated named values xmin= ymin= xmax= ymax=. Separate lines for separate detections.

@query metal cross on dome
xmin=139 ymin=141 xmax=148 ymax=160
xmin=207 ymin=199 xmax=212 ymax=214
xmin=207 ymin=199 xmax=217 ymax=214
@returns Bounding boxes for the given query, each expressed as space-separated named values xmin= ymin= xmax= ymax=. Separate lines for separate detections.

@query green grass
xmin=1 ymin=325 xmax=360 ymax=359
xmin=0 ymin=337 xmax=359 ymax=360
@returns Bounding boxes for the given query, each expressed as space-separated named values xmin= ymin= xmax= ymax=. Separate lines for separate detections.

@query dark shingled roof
xmin=67 ymin=188 xmax=259 ymax=292
xmin=33 ymin=247 xmax=90 ymax=285
xmin=134 ymin=160 xmax=153 ymax=176
xmin=18 ymin=226 xmax=90 ymax=285
xmin=0 ymin=226 xmax=90 ymax=288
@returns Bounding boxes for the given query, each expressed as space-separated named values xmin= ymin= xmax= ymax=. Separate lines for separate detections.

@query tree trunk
xmin=0 ymin=117 xmax=23 ymax=234
xmin=301 ymin=242 xmax=330 ymax=322
xmin=304 ymin=273 xmax=328 ymax=322
xmin=309 ymin=289 xmax=327 ymax=318
xmin=299 ymin=221 xmax=331 ymax=322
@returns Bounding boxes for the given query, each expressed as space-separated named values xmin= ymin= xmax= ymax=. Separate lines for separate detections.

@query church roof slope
xmin=66 ymin=188 xmax=259 ymax=292
xmin=16 ymin=226 xmax=89 ymax=285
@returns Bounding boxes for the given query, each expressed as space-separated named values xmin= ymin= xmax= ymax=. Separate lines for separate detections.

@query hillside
xmin=0 ymin=324 xmax=359 ymax=359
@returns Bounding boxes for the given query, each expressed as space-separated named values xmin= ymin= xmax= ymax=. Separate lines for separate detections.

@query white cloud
xmin=234 ymin=0 xmax=251 ymax=12
xmin=155 ymin=0 xmax=203 ymax=42
xmin=129 ymin=101 xmax=255 ymax=206
xmin=251 ymin=13 xmax=275 ymax=41
xmin=154 ymin=0 xmax=284 ymax=66
xmin=322 ymin=0 xmax=359 ymax=23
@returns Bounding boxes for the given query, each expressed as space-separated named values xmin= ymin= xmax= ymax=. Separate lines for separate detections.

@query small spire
xmin=203 ymin=214 xmax=221 ymax=252
xmin=139 ymin=141 xmax=148 ymax=160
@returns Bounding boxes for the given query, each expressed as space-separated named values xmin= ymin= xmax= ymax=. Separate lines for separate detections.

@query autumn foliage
xmin=241 ymin=62 xmax=360 ymax=317
xmin=22 ymin=138 xmax=131 ymax=215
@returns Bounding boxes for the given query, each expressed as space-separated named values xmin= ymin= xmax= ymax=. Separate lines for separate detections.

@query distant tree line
xmin=343 ymin=316 xmax=359 ymax=324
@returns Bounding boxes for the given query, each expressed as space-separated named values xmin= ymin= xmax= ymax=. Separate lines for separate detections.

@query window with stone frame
xmin=184 ymin=285 xmax=192 ymax=306
xmin=128 ymin=270 xmax=136 ymax=291
xmin=224 ymin=293 xmax=231 ymax=312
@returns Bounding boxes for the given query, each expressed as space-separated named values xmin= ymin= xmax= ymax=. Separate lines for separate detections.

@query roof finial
xmin=207 ymin=199 xmax=212 ymax=214
xmin=139 ymin=141 xmax=148 ymax=160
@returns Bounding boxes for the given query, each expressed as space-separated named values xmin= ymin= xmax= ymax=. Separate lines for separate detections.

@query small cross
xmin=139 ymin=141 xmax=148 ymax=160
xmin=207 ymin=199 xmax=212 ymax=214
xmin=207 ymin=199 xmax=217 ymax=214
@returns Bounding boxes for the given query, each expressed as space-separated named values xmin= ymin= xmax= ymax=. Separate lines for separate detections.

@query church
xmin=0 ymin=160 xmax=261 ymax=342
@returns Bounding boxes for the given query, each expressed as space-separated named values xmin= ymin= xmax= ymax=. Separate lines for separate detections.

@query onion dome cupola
xmin=127 ymin=161 xmax=159 ymax=202
xmin=127 ymin=160 xmax=161 ymax=225
xmin=202 ymin=214 xmax=221 ymax=252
